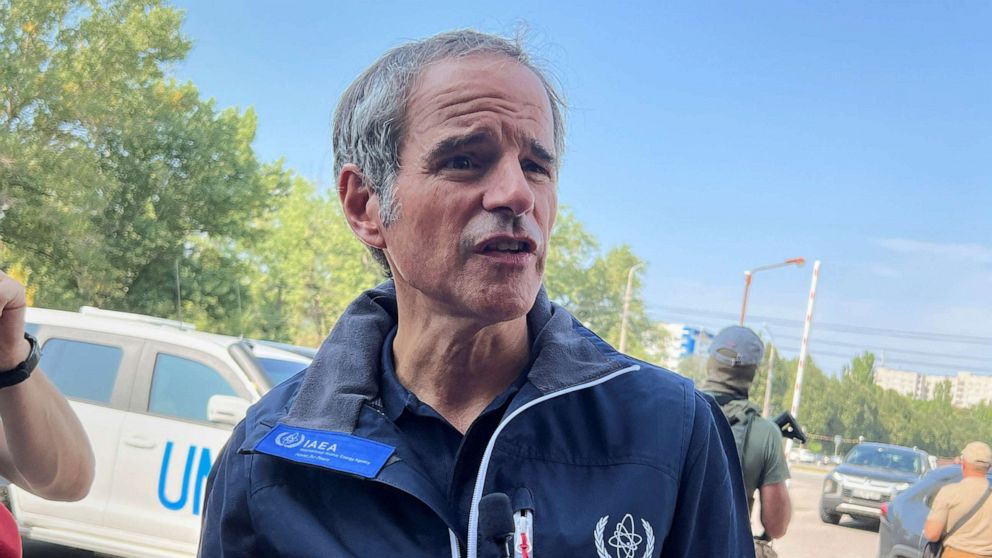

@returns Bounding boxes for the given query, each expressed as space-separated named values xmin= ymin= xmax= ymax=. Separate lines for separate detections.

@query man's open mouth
xmin=477 ymin=236 xmax=537 ymax=255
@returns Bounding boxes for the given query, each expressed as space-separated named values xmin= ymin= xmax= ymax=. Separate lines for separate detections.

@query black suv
xmin=820 ymin=442 xmax=931 ymax=524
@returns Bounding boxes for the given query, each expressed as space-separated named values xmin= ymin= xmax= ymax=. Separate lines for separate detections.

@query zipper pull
xmin=513 ymin=509 xmax=533 ymax=558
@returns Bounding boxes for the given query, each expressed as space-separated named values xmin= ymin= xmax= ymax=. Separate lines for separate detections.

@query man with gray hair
xmin=200 ymin=29 xmax=752 ymax=558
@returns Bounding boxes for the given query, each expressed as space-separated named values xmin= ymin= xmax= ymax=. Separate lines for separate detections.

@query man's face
xmin=379 ymin=54 xmax=558 ymax=322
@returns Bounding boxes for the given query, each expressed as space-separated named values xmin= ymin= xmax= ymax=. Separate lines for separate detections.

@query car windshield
xmin=258 ymin=357 xmax=309 ymax=387
xmin=845 ymin=446 xmax=924 ymax=473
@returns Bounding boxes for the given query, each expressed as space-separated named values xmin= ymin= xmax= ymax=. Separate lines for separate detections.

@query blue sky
xmin=171 ymin=1 xmax=991 ymax=376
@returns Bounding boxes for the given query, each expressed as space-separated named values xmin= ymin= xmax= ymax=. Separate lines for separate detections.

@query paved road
xmin=26 ymin=467 xmax=879 ymax=558
xmin=755 ymin=467 xmax=880 ymax=558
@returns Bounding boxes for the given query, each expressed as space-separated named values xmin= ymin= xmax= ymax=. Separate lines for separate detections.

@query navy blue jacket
xmin=200 ymin=283 xmax=754 ymax=557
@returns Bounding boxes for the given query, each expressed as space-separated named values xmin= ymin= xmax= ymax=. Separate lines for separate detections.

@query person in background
xmin=0 ymin=270 xmax=96 ymax=557
xmin=702 ymin=325 xmax=791 ymax=551
xmin=924 ymin=441 xmax=992 ymax=558
xmin=200 ymin=29 xmax=754 ymax=558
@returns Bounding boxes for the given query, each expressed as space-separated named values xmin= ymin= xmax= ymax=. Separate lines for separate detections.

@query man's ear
xmin=338 ymin=164 xmax=387 ymax=250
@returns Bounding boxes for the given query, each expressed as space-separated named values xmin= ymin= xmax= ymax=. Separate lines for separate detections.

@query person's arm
xmin=759 ymin=482 xmax=791 ymax=539
xmin=662 ymin=392 xmax=754 ymax=557
xmin=923 ymin=518 xmax=945 ymax=543
xmin=0 ymin=270 xmax=94 ymax=501
xmin=923 ymin=487 xmax=949 ymax=542
xmin=758 ymin=424 xmax=791 ymax=539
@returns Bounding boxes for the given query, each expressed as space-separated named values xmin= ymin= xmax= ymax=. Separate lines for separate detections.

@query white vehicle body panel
xmin=6 ymin=307 xmax=312 ymax=557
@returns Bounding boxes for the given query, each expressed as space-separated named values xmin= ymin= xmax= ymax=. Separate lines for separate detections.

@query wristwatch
xmin=0 ymin=332 xmax=41 ymax=389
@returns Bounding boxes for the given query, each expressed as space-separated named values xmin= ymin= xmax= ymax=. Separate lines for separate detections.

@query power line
xmin=652 ymin=305 xmax=992 ymax=345
xmin=651 ymin=306 xmax=992 ymax=373
xmin=771 ymin=333 xmax=990 ymax=363
xmin=773 ymin=345 xmax=992 ymax=374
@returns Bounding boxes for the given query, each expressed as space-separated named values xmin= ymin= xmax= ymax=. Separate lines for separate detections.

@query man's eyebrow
xmin=421 ymin=131 xmax=557 ymax=168
xmin=422 ymin=131 xmax=494 ymax=165
xmin=529 ymin=139 xmax=557 ymax=167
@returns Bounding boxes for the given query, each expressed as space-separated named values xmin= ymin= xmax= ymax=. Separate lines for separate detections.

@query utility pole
xmin=618 ymin=262 xmax=643 ymax=353
xmin=785 ymin=260 xmax=821 ymax=455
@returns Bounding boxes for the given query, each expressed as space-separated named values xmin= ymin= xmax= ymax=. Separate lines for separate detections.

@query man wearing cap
xmin=702 ymin=326 xmax=791 ymax=543
xmin=924 ymin=441 xmax=992 ymax=558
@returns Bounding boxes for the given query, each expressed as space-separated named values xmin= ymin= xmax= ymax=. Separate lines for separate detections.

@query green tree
xmin=933 ymin=380 xmax=953 ymax=404
xmin=243 ymin=175 xmax=379 ymax=346
xmin=782 ymin=350 xmax=992 ymax=458
xmin=543 ymin=208 xmax=663 ymax=361
xmin=676 ymin=354 xmax=708 ymax=384
xmin=1 ymin=0 xmax=277 ymax=328
xmin=843 ymin=351 xmax=876 ymax=385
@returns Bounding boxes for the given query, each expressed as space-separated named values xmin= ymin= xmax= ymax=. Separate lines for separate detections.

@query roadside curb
xmin=790 ymin=464 xmax=831 ymax=475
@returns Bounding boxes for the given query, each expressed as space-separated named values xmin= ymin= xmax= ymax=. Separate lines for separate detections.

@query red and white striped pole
xmin=786 ymin=260 xmax=821 ymax=456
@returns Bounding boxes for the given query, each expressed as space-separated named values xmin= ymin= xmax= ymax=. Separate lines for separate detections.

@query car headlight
xmin=830 ymin=471 xmax=846 ymax=482
xmin=894 ymin=482 xmax=910 ymax=492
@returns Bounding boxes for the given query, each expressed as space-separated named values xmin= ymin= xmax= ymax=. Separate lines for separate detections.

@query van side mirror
xmin=207 ymin=395 xmax=250 ymax=427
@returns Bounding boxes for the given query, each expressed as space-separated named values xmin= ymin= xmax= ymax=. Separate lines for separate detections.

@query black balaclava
xmin=699 ymin=325 xmax=764 ymax=398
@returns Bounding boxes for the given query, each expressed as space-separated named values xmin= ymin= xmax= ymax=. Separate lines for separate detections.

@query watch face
xmin=23 ymin=332 xmax=41 ymax=373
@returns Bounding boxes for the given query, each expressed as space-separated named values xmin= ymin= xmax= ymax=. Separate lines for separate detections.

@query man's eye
xmin=443 ymin=156 xmax=475 ymax=170
xmin=522 ymin=160 xmax=550 ymax=176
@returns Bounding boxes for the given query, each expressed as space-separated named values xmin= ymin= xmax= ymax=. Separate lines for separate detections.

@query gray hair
xmin=332 ymin=29 xmax=567 ymax=275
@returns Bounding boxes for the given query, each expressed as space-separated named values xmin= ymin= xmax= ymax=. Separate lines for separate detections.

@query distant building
xmin=655 ymin=323 xmax=713 ymax=370
xmin=953 ymin=372 xmax=992 ymax=408
xmin=873 ymin=367 xmax=927 ymax=399
xmin=874 ymin=367 xmax=992 ymax=408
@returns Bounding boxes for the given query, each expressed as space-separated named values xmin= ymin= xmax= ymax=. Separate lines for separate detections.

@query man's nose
xmin=482 ymin=158 xmax=535 ymax=217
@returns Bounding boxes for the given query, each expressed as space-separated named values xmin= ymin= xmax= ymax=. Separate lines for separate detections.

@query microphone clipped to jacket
xmin=478 ymin=493 xmax=515 ymax=558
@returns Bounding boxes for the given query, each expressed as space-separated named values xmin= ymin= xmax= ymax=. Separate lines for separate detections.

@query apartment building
xmin=874 ymin=367 xmax=992 ymax=408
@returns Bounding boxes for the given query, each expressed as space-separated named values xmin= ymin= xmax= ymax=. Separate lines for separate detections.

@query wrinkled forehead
xmin=403 ymin=54 xmax=556 ymax=146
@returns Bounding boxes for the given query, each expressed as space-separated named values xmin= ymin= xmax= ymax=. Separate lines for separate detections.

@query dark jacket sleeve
xmin=662 ymin=391 xmax=755 ymax=558
xmin=198 ymin=421 xmax=257 ymax=557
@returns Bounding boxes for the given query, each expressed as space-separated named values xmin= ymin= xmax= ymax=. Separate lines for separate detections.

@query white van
xmin=3 ymin=307 xmax=313 ymax=558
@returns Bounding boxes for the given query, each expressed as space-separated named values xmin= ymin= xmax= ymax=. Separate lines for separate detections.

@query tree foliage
xmin=544 ymin=208 xmax=665 ymax=362
xmin=736 ymin=349 xmax=992 ymax=458
xmin=1 ymin=0 xmax=274 ymax=327
xmin=242 ymin=174 xmax=379 ymax=346
xmin=678 ymin=343 xmax=989 ymax=457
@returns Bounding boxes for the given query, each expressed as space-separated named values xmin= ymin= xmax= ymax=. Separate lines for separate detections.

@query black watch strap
xmin=0 ymin=332 xmax=41 ymax=389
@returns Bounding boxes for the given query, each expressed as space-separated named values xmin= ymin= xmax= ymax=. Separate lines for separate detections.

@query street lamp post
xmin=739 ymin=257 xmax=806 ymax=325
xmin=618 ymin=262 xmax=644 ymax=353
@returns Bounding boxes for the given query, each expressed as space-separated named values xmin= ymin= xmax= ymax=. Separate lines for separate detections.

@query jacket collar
xmin=252 ymin=280 xmax=626 ymax=439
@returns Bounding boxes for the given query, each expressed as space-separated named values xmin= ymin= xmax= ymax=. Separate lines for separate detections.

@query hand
xmin=0 ymin=270 xmax=30 ymax=372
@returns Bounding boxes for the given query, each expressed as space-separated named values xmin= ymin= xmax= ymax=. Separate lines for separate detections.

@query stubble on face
xmin=381 ymin=54 xmax=558 ymax=324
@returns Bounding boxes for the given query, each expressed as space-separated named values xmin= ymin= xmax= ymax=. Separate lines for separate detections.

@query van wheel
xmin=820 ymin=507 xmax=841 ymax=524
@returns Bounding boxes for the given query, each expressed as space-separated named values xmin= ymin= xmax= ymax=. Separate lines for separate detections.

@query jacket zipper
xmin=464 ymin=364 xmax=641 ymax=558
xmin=450 ymin=530 xmax=462 ymax=558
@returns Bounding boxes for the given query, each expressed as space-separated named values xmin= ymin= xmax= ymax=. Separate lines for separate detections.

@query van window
xmin=257 ymin=357 xmax=308 ymax=387
xmin=39 ymin=338 xmax=122 ymax=404
xmin=149 ymin=354 xmax=237 ymax=422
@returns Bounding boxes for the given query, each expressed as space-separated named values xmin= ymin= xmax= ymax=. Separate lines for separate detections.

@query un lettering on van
xmin=158 ymin=441 xmax=213 ymax=515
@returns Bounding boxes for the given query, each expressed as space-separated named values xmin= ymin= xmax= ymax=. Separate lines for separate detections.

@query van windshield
xmin=257 ymin=357 xmax=309 ymax=387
